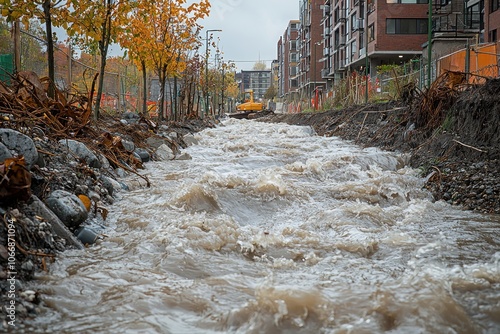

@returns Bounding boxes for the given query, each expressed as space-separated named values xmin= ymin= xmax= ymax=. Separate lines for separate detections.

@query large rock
xmin=100 ymin=175 xmax=125 ymax=196
xmin=28 ymin=195 xmax=83 ymax=249
xmin=0 ymin=142 xmax=12 ymax=162
xmin=121 ymin=139 xmax=135 ymax=152
xmin=0 ymin=129 xmax=39 ymax=169
xmin=156 ymin=144 xmax=175 ymax=160
xmin=175 ymin=152 xmax=192 ymax=160
xmin=45 ymin=190 xmax=88 ymax=229
xmin=183 ymin=134 xmax=199 ymax=146
xmin=59 ymin=139 xmax=101 ymax=168
xmin=146 ymin=136 xmax=168 ymax=149
xmin=134 ymin=148 xmax=150 ymax=162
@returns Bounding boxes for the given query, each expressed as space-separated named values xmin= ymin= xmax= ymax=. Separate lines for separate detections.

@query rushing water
xmin=28 ymin=119 xmax=499 ymax=334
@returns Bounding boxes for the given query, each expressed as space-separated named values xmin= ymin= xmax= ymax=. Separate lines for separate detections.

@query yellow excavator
xmin=236 ymin=89 xmax=264 ymax=112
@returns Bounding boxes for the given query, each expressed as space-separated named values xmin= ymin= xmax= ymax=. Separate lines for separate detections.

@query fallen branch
xmin=452 ymin=139 xmax=487 ymax=153
xmin=362 ymin=107 xmax=406 ymax=114
xmin=356 ymin=112 xmax=368 ymax=142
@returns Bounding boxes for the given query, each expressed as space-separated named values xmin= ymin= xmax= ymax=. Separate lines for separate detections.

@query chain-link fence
xmin=0 ymin=27 xmax=142 ymax=114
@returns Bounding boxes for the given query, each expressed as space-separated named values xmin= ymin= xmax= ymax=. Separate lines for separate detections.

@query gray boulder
xmin=121 ymin=139 xmax=135 ymax=152
xmin=100 ymin=175 xmax=124 ymax=196
xmin=59 ymin=139 xmax=101 ymax=168
xmin=175 ymin=152 xmax=192 ymax=160
xmin=45 ymin=190 xmax=88 ymax=229
xmin=0 ymin=142 xmax=12 ymax=162
xmin=0 ymin=129 xmax=39 ymax=168
xmin=28 ymin=195 xmax=83 ymax=249
xmin=156 ymin=144 xmax=175 ymax=160
xmin=134 ymin=148 xmax=150 ymax=162
xmin=146 ymin=136 xmax=168 ymax=149
xmin=183 ymin=134 xmax=199 ymax=146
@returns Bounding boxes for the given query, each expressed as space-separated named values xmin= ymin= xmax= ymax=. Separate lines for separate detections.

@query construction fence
xmin=278 ymin=41 xmax=500 ymax=114
xmin=0 ymin=29 xmax=143 ymax=114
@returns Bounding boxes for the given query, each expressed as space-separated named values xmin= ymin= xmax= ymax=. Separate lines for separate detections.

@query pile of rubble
xmin=0 ymin=71 xmax=213 ymax=327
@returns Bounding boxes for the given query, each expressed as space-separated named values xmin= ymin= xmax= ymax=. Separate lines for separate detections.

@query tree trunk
xmin=167 ymin=78 xmax=173 ymax=121
xmin=94 ymin=0 xmax=112 ymax=120
xmin=173 ymin=75 xmax=178 ymax=121
xmin=141 ymin=59 xmax=147 ymax=115
xmin=158 ymin=66 xmax=167 ymax=120
xmin=42 ymin=0 xmax=55 ymax=99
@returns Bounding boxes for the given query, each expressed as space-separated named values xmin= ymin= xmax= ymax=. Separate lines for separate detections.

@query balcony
xmin=357 ymin=19 xmax=364 ymax=31
xmin=338 ymin=59 xmax=346 ymax=70
xmin=323 ymin=5 xmax=330 ymax=17
xmin=336 ymin=10 xmax=346 ymax=24
xmin=321 ymin=68 xmax=332 ymax=78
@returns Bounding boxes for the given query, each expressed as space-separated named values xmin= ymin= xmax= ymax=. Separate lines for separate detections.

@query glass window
xmin=490 ymin=29 xmax=497 ymax=42
xmin=492 ymin=0 xmax=499 ymax=11
xmin=386 ymin=18 xmax=428 ymax=34
xmin=351 ymin=13 xmax=357 ymax=30
xmin=368 ymin=24 xmax=375 ymax=41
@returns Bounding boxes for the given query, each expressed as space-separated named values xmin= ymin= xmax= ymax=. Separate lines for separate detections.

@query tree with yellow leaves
xmin=119 ymin=0 xmax=210 ymax=120
xmin=0 ymin=0 xmax=71 ymax=98
xmin=64 ymin=0 xmax=132 ymax=119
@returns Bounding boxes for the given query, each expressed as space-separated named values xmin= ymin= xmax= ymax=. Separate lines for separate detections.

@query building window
xmin=350 ymin=40 xmax=357 ymax=61
xmin=290 ymin=53 xmax=298 ymax=62
xmin=387 ymin=0 xmax=428 ymax=3
xmin=290 ymin=40 xmax=297 ymax=51
xmin=386 ymin=18 xmax=428 ymax=34
xmin=351 ymin=13 xmax=357 ymax=31
xmin=368 ymin=0 xmax=376 ymax=12
xmin=490 ymin=29 xmax=498 ymax=42
xmin=368 ymin=24 xmax=375 ymax=41
xmin=465 ymin=2 xmax=482 ymax=30
xmin=291 ymin=23 xmax=298 ymax=30
xmin=491 ymin=0 xmax=499 ymax=11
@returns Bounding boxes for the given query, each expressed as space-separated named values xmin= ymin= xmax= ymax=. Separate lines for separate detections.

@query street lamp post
xmin=205 ymin=29 xmax=222 ymax=118
xmin=221 ymin=61 xmax=225 ymax=116
xmin=313 ymin=41 xmax=321 ymax=110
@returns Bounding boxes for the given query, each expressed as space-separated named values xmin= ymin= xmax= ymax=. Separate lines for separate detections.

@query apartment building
xmin=278 ymin=0 xmax=496 ymax=100
xmin=485 ymin=0 xmax=499 ymax=42
xmin=239 ymin=70 xmax=272 ymax=100
xmin=298 ymin=0 xmax=326 ymax=97
xmin=277 ymin=20 xmax=300 ymax=98
xmin=322 ymin=0 xmax=429 ymax=84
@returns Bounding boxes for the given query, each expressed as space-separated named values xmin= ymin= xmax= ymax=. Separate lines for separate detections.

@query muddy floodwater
xmin=27 ymin=119 xmax=500 ymax=333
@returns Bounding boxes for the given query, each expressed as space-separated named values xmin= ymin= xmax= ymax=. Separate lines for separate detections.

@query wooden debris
xmin=0 ymin=157 xmax=31 ymax=202
xmin=452 ymin=139 xmax=487 ymax=153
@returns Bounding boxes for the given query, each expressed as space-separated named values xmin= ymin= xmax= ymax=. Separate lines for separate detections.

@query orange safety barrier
xmin=438 ymin=43 xmax=499 ymax=83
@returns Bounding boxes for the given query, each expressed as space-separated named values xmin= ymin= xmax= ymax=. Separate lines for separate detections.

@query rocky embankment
xmin=1 ymin=97 xmax=214 ymax=328
xmin=259 ymin=77 xmax=500 ymax=215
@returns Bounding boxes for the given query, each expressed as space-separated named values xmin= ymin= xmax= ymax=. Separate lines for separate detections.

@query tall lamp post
xmin=205 ymin=29 xmax=222 ymax=117
xmin=221 ymin=61 xmax=225 ymax=116
xmin=313 ymin=41 xmax=321 ymax=110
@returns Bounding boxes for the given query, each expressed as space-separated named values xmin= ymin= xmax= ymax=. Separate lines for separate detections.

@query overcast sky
xmin=199 ymin=0 xmax=299 ymax=71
